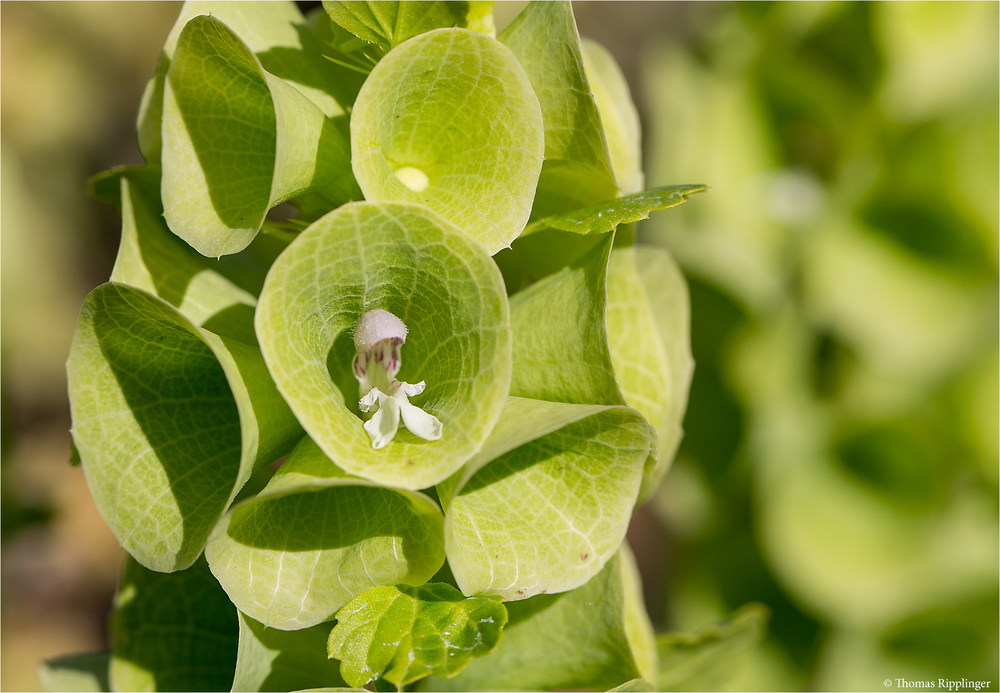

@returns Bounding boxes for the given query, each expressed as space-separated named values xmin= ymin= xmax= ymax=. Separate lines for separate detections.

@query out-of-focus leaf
xmin=38 ymin=653 xmax=110 ymax=693
xmin=327 ymin=583 xmax=507 ymax=689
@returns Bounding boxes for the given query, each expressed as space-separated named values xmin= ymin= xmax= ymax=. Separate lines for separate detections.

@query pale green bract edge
xmin=607 ymin=679 xmax=657 ymax=692
xmin=444 ymin=398 xmax=653 ymax=600
xmin=500 ymin=0 xmax=620 ymax=219
xmin=206 ymin=437 xmax=445 ymax=631
xmin=522 ymin=184 xmax=709 ymax=237
xmin=255 ymin=201 xmax=512 ymax=490
xmin=607 ymin=246 xmax=695 ymax=502
xmin=351 ymin=27 xmax=543 ymax=254
xmin=110 ymin=173 xmax=260 ymax=343
xmin=327 ymin=583 xmax=507 ymax=689
xmin=620 ymin=542 xmax=659 ymax=684
xmin=38 ymin=653 xmax=110 ymax=693
xmin=67 ymin=283 xmax=301 ymax=572
xmin=232 ymin=612 xmax=347 ymax=692
xmin=162 ymin=15 xmax=355 ymax=258
xmin=509 ymin=231 xmax=626 ymax=406
xmin=421 ymin=550 xmax=647 ymax=691
xmin=323 ymin=1 xmax=494 ymax=55
xmin=110 ymin=556 xmax=239 ymax=693
xmin=656 ymin=604 xmax=768 ymax=691
xmin=138 ymin=0 xmax=351 ymax=161
xmin=582 ymin=38 xmax=645 ymax=195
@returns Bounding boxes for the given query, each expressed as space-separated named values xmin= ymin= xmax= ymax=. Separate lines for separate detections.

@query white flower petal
xmin=358 ymin=387 xmax=380 ymax=412
xmin=400 ymin=380 xmax=426 ymax=397
xmin=353 ymin=309 xmax=407 ymax=351
xmin=398 ymin=397 xmax=443 ymax=441
xmin=363 ymin=396 xmax=400 ymax=449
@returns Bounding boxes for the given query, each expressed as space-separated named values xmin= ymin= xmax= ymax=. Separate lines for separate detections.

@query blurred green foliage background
xmin=1 ymin=2 xmax=997 ymax=691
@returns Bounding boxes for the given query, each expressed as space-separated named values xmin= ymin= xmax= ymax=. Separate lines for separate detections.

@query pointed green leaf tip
xmin=327 ymin=583 xmax=507 ymax=689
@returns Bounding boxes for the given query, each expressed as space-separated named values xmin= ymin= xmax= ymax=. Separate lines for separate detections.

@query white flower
xmin=352 ymin=309 xmax=443 ymax=449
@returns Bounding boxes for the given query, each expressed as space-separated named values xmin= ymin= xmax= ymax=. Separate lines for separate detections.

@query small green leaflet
xmin=522 ymin=184 xmax=708 ymax=237
xmin=327 ymin=583 xmax=507 ymax=689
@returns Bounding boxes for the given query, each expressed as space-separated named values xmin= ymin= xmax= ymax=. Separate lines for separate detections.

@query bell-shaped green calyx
xmin=440 ymin=397 xmax=653 ymax=601
xmin=205 ymin=437 xmax=446 ymax=630
xmin=500 ymin=0 xmax=619 ymax=219
xmin=256 ymin=201 xmax=512 ymax=490
xmin=350 ymin=28 xmax=543 ymax=254
xmin=607 ymin=246 xmax=694 ymax=501
xmin=67 ymin=283 xmax=302 ymax=572
xmin=424 ymin=547 xmax=656 ymax=691
xmin=162 ymin=15 xmax=358 ymax=257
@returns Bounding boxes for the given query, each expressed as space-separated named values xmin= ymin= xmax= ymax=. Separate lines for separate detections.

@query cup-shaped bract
xmin=162 ymin=15 xmax=357 ymax=257
xmin=350 ymin=28 xmax=544 ymax=254
xmin=256 ymin=201 xmax=512 ymax=490
xmin=67 ymin=283 xmax=302 ymax=572
xmin=442 ymin=397 xmax=653 ymax=601
xmin=205 ymin=438 xmax=446 ymax=631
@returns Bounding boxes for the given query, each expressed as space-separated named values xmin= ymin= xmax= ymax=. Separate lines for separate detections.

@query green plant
xmin=43 ymin=2 xmax=718 ymax=691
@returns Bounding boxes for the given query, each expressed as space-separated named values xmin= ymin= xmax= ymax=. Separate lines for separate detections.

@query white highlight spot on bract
xmin=394 ymin=166 xmax=430 ymax=192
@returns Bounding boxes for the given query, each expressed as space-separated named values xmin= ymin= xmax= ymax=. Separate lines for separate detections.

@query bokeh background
xmin=2 ymin=2 xmax=997 ymax=691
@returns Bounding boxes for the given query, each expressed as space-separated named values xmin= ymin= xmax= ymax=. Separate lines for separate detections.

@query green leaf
xmin=582 ymin=39 xmax=645 ymax=195
xmin=162 ymin=15 xmax=357 ymax=257
xmin=509 ymin=232 xmax=625 ymax=406
xmin=205 ymin=437 xmax=445 ymax=630
xmin=322 ymin=2 xmax=491 ymax=57
xmin=67 ymin=283 xmax=302 ymax=571
xmin=606 ymin=246 xmax=694 ymax=501
xmin=350 ymin=28 xmax=543 ymax=254
xmin=656 ymin=605 xmax=768 ymax=691
xmin=232 ymin=612 xmax=347 ymax=691
xmin=424 ymin=548 xmax=652 ymax=691
xmin=110 ymin=556 xmax=239 ymax=692
xmin=38 ymin=653 xmax=110 ymax=693
xmin=255 ymin=201 xmax=511 ymax=490
xmin=443 ymin=397 xmax=653 ymax=600
xmin=138 ymin=0 xmax=360 ymax=162
xmin=327 ymin=583 xmax=507 ymax=689
xmin=523 ymin=184 xmax=708 ymax=237
xmin=500 ymin=0 xmax=619 ymax=219
xmin=607 ymin=680 xmax=656 ymax=692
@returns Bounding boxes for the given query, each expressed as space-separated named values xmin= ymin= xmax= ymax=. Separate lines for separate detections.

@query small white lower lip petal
xmin=398 ymin=397 xmax=443 ymax=441
xmin=363 ymin=397 xmax=400 ymax=449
